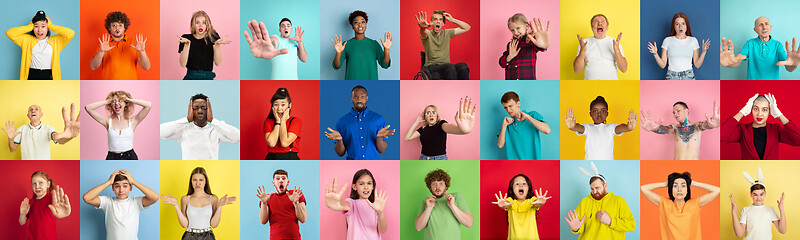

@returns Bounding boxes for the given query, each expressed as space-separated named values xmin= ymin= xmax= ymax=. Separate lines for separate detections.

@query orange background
xmin=640 ymin=160 xmax=720 ymax=240
xmin=80 ymin=0 xmax=160 ymax=79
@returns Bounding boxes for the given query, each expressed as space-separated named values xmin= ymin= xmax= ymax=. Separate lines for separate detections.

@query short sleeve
xmin=46 ymin=125 xmax=57 ymax=143
xmin=455 ymin=193 xmax=470 ymax=212
xmin=13 ymin=126 xmax=23 ymax=144
xmin=661 ymin=37 xmax=671 ymax=50
xmin=446 ymin=28 xmax=456 ymax=39
xmin=691 ymin=37 xmax=700 ymax=50
xmin=577 ymin=123 xmax=590 ymax=136
xmin=417 ymin=199 xmax=428 ymax=216
xmin=287 ymin=117 xmax=303 ymax=136
xmin=99 ymin=196 xmax=111 ymax=210
xmin=609 ymin=123 xmax=623 ymax=136
xmin=530 ymin=111 xmax=544 ymax=122
xmin=739 ymin=207 xmax=748 ymax=224
xmin=771 ymin=206 xmax=780 ymax=221
xmin=738 ymin=40 xmax=751 ymax=57
xmin=778 ymin=41 xmax=788 ymax=61
xmin=299 ymin=190 xmax=307 ymax=204
xmin=135 ymin=196 xmax=146 ymax=210
xmin=343 ymin=198 xmax=354 ymax=216
xmin=263 ymin=118 xmax=275 ymax=134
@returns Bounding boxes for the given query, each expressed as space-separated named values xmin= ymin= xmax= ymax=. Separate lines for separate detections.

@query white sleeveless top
xmin=107 ymin=118 xmax=134 ymax=152
xmin=186 ymin=195 xmax=213 ymax=229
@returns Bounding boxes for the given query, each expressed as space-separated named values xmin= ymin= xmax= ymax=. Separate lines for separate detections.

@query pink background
xmin=319 ymin=161 xmax=401 ymax=240
xmin=80 ymin=80 xmax=161 ymax=160
xmin=479 ymin=0 xmax=560 ymax=80
xmin=399 ymin=81 xmax=481 ymax=160
xmin=159 ymin=0 xmax=240 ymax=80
xmin=639 ymin=80 xmax=720 ymax=160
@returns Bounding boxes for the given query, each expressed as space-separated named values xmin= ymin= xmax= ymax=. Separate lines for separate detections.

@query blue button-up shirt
xmin=335 ymin=108 xmax=387 ymax=160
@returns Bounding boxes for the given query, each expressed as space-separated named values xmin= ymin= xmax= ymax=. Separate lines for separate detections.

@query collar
xmin=757 ymin=35 xmax=773 ymax=43
xmin=28 ymin=122 xmax=43 ymax=130
xmin=349 ymin=107 xmax=370 ymax=117
xmin=111 ymin=35 xmax=130 ymax=43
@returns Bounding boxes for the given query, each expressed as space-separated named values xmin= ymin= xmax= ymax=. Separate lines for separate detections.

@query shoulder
xmin=181 ymin=34 xmax=193 ymax=39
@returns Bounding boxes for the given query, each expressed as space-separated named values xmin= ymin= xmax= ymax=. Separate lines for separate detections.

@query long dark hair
xmin=267 ymin=88 xmax=292 ymax=120
xmin=507 ymin=174 xmax=534 ymax=200
xmin=187 ymin=167 xmax=213 ymax=195
xmin=667 ymin=172 xmax=692 ymax=201
xmin=349 ymin=169 xmax=375 ymax=202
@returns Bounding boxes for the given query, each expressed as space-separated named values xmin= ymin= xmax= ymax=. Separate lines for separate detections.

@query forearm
xmin=137 ymin=51 xmax=151 ymax=70
xmin=419 ymin=28 xmax=428 ymax=39
xmin=451 ymin=18 xmax=471 ymax=32
xmin=179 ymin=43 xmax=190 ymax=67
xmin=694 ymin=50 xmax=707 ymax=68
xmin=778 ymin=206 xmax=787 ymax=233
xmin=160 ymin=118 xmax=188 ymax=140
xmin=174 ymin=205 xmax=189 ymax=228
xmin=498 ymin=125 xmax=507 ymax=148
xmin=90 ymin=51 xmax=105 ymax=70
xmin=297 ymin=42 xmax=308 ymax=63
xmin=86 ymin=100 xmax=108 ymax=110
xmin=383 ymin=47 xmax=391 ymax=65
xmin=53 ymin=132 xmax=74 ymax=144
xmin=83 ymin=180 xmax=111 ymax=205
xmin=573 ymin=52 xmax=586 ymax=73
xmin=376 ymin=138 xmax=387 ymax=153
xmin=414 ymin=208 xmax=433 ymax=231
xmin=133 ymin=181 xmax=159 ymax=205
xmin=333 ymin=52 xmax=342 ymax=69
xmin=731 ymin=209 xmax=745 ymax=237
xmin=19 ymin=214 xmax=27 ymax=225
xmin=692 ymin=181 xmax=720 ymax=192
xmin=616 ymin=53 xmax=628 ymax=73
xmin=653 ymin=53 xmax=667 ymax=69
xmin=294 ymin=202 xmax=307 ymax=223
xmin=47 ymin=22 xmax=75 ymax=40
xmin=278 ymin=124 xmax=297 ymax=148
xmin=259 ymin=202 xmax=269 ymax=225
xmin=128 ymin=98 xmax=152 ymax=109
xmin=641 ymin=182 xmax=666 ymax=205
xmin=210 ymin=119 xmax=241 ymax=143
xmin=213 ymin=44 xmax=223 ymax=66
xmin=377 ymin=212 xmax=388 ymax=233
xmin=528 ymin=117 xmax=551 ymax=134
xmin=778 ymin=115 xmax=790 ymax=125
xmin=210 ymin=207 xmax=222 ymax=228
xmin=334 ymin=140 xmax=346 ymax=157
xmin=7 ymin=23 xmax=33 ymax=40
xmin=449 ymin=205 xmax=473 ymax=228
xmin=8 ymin=139 xmax=19 ymax=152
xmin=404 ymin=122 xmax=419 ymax=141
xmin=568 ymin=123 xmax=585 ymax=134
xmin=266 ymin=127 xmax=280 ymax=147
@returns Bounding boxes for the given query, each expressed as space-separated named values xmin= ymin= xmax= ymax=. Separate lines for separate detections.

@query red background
xmin=720 ymin=80 xmax=800 ymax=159
xmin=479 ymin=160 xmax=560 ymax=240
xmin=0 ymin=161 xmax=80 ymax=240
xmin=240 ymin=80 xmax=320 ymax=160
xmin=400 ymin=0 xmax=480 ymax=80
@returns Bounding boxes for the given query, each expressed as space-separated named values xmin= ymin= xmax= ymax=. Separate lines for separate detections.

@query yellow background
xmin=560 ymin=0 xmax=641 ymax=80
xmin=0 ymin=81 xmax=80 ymax=160
xmin=720 ymin=160 xmax=800 ymax=239
xmin=160 ymin=160 xmax=240 ymax=239
xmin=560 ymin=80 xmax=640 ymax=159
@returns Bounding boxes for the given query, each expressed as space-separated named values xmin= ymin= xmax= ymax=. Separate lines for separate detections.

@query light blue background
xmin=319 ymin=80 xmax=400 ymax=160
xmin=159 ymin=80 xmax=241 ymax=160
xmin=319 ymin=0 xmax=401 ymax=80
xmin=479 ymin=80 xmax=561 ymax=160
xmin=79 ymin=160 xmax=160 ymax=240
xmin=0 ymin=0 xmax=80 ymax=80
xmin=559 ymin=160 xmax=641 ymax=240
xmin=240 ymin=0 xmax=321 ymax=80
xmin=239 ymin=160 xmax=321 ymax=239
xmin=721 ymin=0 xmax=800 ymax=80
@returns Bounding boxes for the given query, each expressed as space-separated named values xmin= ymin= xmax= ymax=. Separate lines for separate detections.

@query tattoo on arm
xmin=697 ymin=121 xmax=712 ymax=131
xmin=655 ymin=125 xmax=674 ymax=134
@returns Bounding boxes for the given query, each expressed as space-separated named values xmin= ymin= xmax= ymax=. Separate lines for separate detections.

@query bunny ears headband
xmin=743 ymin=167 xmax=765 ymax=187
xmin=579 ymin=162 xmax=605 ymax=182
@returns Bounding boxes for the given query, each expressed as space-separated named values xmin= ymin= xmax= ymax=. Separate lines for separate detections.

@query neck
xmin=354 ymin=33 xmax=365 ymax=40
xmin=192 ymin=191 xmax=209 ymax=197
xmin=194 ymin=121 xmax=208 ymax=127
xmin=594 ymin=34 xmax=606 ymax=39
xmin=674 ymin=199 xmax=686 ymax=205
xmin=112 ymin=35 xmax=124 ymax=42
xmin=760 ymin=35 xmax=770 ymax=42
xmin=675 ymin=33 xmax=687 ymax=39
xmin=680 ymin=118 xmax=691 ymax=127
xmin=753 ymin=122 xmax=767 ymax=128
xmin=30 ymin=121 xmax=41 ymax=127
xmin=194 ymin=32 xmax=205 ymax=39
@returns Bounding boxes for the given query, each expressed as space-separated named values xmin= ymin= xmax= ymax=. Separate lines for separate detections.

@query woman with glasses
xmin=404 ymin=97 xmax=477 ymax=160
xmin=85 ymin=90 xmax=152 ymax=159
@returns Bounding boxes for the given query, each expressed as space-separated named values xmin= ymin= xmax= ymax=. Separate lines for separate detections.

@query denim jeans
xmin=665 ymin=69 xmax=695 ymax=80
xmin=419 ymin=154 xmax=448 ymax=160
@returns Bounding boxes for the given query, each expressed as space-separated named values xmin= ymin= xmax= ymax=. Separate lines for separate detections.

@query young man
xmin=415 ymin=10 xmax=471 ymax=79
xmin=573 ymin=14 xmax=628 ymax=80
xmin=324 ymin=85 xmax=395 ymax=160
xmin=497 ymin=91 xmax=551 ymax=160
xmin=83 ymin=170 xmax=159 ymax=240
xmin=243 ymin=18 xmax=307 ymax=80
xmin=89 ymin=11 xmax=151 ymax=80
xmin=3 ymin=104 xmax=80 ymax=160
xmin=414 ymin=169 xmax=473 ymax=240
xmin=257 ymin=169 xmax=307 ymax=240
xmin=640 ymin=101 xmax=720 ymax=160
xmin=721 ymin=17 xmax=800 ymax=80
xmin=160 ymin=94 xmax=241 ymax=160
xmin=565 ymin=164 xmax=635 ymax=240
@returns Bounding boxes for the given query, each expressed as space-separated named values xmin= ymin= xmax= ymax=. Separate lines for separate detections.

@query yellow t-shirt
xmin=658 ymin=196 xmax=701 ymax=240
xmin=572 ymin=192 xmax=636 ymax=240
xmin=505 ymin=197 xmax=539 ymax=240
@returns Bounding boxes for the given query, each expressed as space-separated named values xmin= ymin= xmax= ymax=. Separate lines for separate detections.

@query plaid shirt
xmin=499 ymin=37 xmax=546 ymax=80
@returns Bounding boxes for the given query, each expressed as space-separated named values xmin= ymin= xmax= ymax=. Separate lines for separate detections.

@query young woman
xmin=19 ymin=171 xmax=71 ymax=239
xmin=647 ymin=12 xmax=710 ymax=80
xmin=332 ymin=10 xmax=392 ymax=80
xmin=160 ymin=167 xmax=237 ymax=240
xmin=178 ymin=11 xmax=230 ymax=80
xmin=499 ymin=14 xmax=549 ymax=80
xmin=641 ymin=172 xmax=720 ymax=240
xmin=721 ymin=93 xmax=800 ymax=160
xmin=403 ymin=97 xmax=476 ymax=160
xmin=564 ymin=96 xmax=637 ymax=160
xmin=491 ymin=174 xmax=551 ymax=240
xmin=85 ymin=91 xmax=152 ymax=160
xmin=7 ymin=11 xmax=75 ymax=80
xmin=729 ymin=169 xmax=787 ymax=239
xmin=263 ymin=88 xmax=301 ymax=160
xmin=324 ymin=169 xmax=388 ymax=240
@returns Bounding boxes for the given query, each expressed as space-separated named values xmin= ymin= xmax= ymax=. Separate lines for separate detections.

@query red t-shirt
xmin=263 ymin=117 xmax=302 ymax=153
xmin=26 ymin=193 xmax=57 ymax=240
xmin=263 ymin=190 xmax=307 ymax=240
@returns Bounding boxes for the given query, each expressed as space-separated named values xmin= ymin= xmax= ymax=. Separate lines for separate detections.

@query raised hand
xmin=256 ymin=185 xmax=272 ymax=203
xmin=161 ymin=194 xmax=179 ymax=206
xmin=416 ymin=111 xmax=425 ymax=125
xmin=333 ymin=35 xmax=347 ymax=54
xmin=55 ymin=103 xmax=81 ymax=140
xmin=244 ymin=19 xmax=289 ymax=59
xmin=98 ymin=34 xmax=115 ymax=53
xmin=380 ymin=32 xmax=393 ymax=50
xmin=640 ymin=110 xmax=663 ymax=132
xmin=324 ymin=178 xmax=350 ymax=211
xmin=3 ymin=121 xmax=22 ymax=139
xmin=290 ymin=26 xmax=304 ymax=43
xmin=367 ymin=188 xmax=388 ymax=214
xmin=288 ymin=186 xmax=303 ymax=203
xmin=565 ymin=108 xmax=576 ymax=129
xmin=739 ymin=93 xmax=759 ymax=116
xmin=454 ymin=97 xmax=477 ymax=134
xmin=445 ymin=193 xmax=455 ymax=207
xmin=778 ymin=192 xmax=785 ymax=209
xmin=532 ymin=188 xmax=551 ymax=205
xmin=705 ymin=101 xmax=721 ymax=128
xmin=721 ymin=37 xmax=746 ymax=67
xmin=48 ymin=185 xmax=71 ymax=218
xmin=729 ymin=194 xmax=738 ymax=212
xmin=415 ymin=11 xmax=430 ymax=29
xmin=324 ymin=127 xmax=342 ymax=141
xmin=765 ymin=93 xmax=783 ymax=118
xmin=777 ymin=38 xmax=800 ymax=67
xmin=219 ymin=194 xmax=237 ymax=207
xmin=577 ymin=34 xmax=588 ymax=54
xmin=701 ymin=38 xmax=711 ymax=52
xmin=612 ymin=32 xmax=623 ymax=54
xmin=564 ymin=209 xmax=585 ymax=231
xmin=178 ymin=35 xmax=190 ymax=44
xmin=503 ymin=116 xmax=514 ymax=127
xmin=507 ymin=38 xmax=520 ymax=61
xmin=425 ymin=195 xmax=436 ymax=208
xmin=443 ymin=12 xmax=454 ymax=22
xmin=20 ymin=198 xmax=30 ymax=215
xmin=647 ymin=42 xmax=659 ymax=54
xmin=528 ymin=18 xmax=550 ymax=48
xmin=626 ymin=109 xmax=637 ymax=130
xmin=377 ymin=125 xmax=396 ymax=138
xmin=214 ymin=36 xmax=231 ymax=46
xmin=187 ymin=99 xmax=195 ymax=122
xmin=596 ymin=210 xmax=611 ymax=225
xmin=491 ymin=191 xmax=512 ymax=208
xmin=205 ymin=98 xmax=213 ymax=123
xmin=118 ymin=170 xmax=136 ymax=185
xmin=132 ymin=33 xmax=147 ymax=53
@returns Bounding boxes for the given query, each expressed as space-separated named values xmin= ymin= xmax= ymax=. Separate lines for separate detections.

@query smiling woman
xmin=6 ymin=10 xmax=75 ymax=80
xmin=85 ymin=90 xmax=152 ymax=160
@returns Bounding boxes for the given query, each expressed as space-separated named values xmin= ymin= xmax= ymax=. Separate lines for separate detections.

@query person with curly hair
xmin=84 ymin=90 xmax=152 ymax=160
xmin=90 ymin=11 xmax=151 ymax=79
xmin=414 ymin=169 xmax=472 ymax=240
xmin=6 ymin=10 xmax=75 ymax=80
xmin=331 ymin=10 xmax=392 ymax=80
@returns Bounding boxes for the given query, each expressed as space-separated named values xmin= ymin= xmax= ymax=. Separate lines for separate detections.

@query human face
xmin=512 ymin=176 xmax=529 ymax=201
xmin=590 ymin=178 xmax=607 ymax=200
xmin=31 ymin=176 xmax=50 ymax=199
xmin=674 ymin=17 xmax=687 ymax=37
xmin=431 ymin=14 xmax=445 ymax=34
xmin=27 ymin=105 xmax=43 ymax=123
xmin=191 ymin=173 xmax=206 ymax=193
xmin=751 ymin=189 xmax=766 ymax=206
xmin=754 ymin=17 xmax=772 ymax=40
xmin=429 ymin=180 xmax=447 ymax=198
xmin=33 ymin=20 xmax=48 ymax=40
xmin=590 ymin=103 xmax=608 ymax=124
xmin=751 ymin=99 xmax=770 ymax=127
xmin=672 ymin=178 xmax=688 ymax=201
xmin=352 ymin=174 xmax=374 ymax=200
xmin=673 ymin=105 xmax=688 ymax=123
xmin=108 ymin=21 xmax=126 ymax=38
xmin=194 ymin=16 xmax=208 ymax=37
xmin=351 ymin=16 xmax=366 ymax=35
xmin=591 ymin=15 xmax=608 ymax=39
xmin=280 ymin=21 xmax=292 ymax=38
xmin=351 ymin=88 xmax=368 ymax=112
xmin=508 ymin=21 xmax=529 ymax=39
xmin=112 ymin=180 xmax=131 ymax=200
xmin=272 ymin=174 xmax=289 ymax=194
xmin=272 ymin=99 xmax=290 ymax=119
xmin=192 ymin=99 xmax=208 ymax=124
xmin=424 ymin=106 xmax=438 ymax=126
xmin=502 ymin=100 xmax=521 ymax=118
xmin=111 ymin=96 xmax=127 ymax=115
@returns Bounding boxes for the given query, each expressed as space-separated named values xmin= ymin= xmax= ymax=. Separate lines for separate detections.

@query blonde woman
xmin=178 ymin=11 xmax=230 ymax=80
xmin=404 ymin=97 xmax=476 ymax=160
xmin=85 ymin=91 xmax=152 ymax=159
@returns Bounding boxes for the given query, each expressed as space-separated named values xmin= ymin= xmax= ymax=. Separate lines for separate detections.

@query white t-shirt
xmin=740 ymin=204 xmax=779 ymax=240
xmin=99 ymin=196 xmax=146 ymax=240
xmin=662 ymin=36 xmax=699 ymax=72
xmin=160 ymin=118 xmax=241 ymax=160
xmin=31 ymin=37 xmax=53 ymax=70
xmin=14 ymin=123 xmax=57 ymax=160
xmin=577 ymin=36 xmax=624 ymax=80
xmin=577 ymin=123 xmax=622 ymax=160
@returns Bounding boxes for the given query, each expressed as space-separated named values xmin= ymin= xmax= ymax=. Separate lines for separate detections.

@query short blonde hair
xmin=508 ymin=13 xmax=528 ymax=26
xmin=105 ymin=90 xmax=133 ymax=118
xmin=422 ymin=105 xmax=441 ymax=127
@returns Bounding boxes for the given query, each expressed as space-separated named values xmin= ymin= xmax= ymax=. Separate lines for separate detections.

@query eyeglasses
xmin=424 ymin=111 xmax=438 ymax=116
xmin=110 ymin=100 xmax=126 ymax=104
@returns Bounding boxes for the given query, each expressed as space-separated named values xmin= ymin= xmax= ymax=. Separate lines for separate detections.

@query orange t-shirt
xmin=658 ymin=196 xmax=702 ymax=240
xmin=97 ymin=35 xmax=140 ymax=79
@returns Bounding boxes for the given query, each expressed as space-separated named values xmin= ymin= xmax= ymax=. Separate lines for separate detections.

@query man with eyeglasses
xmin=90 ymin=11 xmax=151 ymax=79
xmin=497 ymin=91 xmax=551 ymax=160
xmin=160 ymin=93 xmax=240 ymax=160
xmin=414 ymin=168 xmax=472 ymax=239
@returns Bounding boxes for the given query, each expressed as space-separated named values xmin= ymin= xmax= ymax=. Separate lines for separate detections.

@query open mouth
xmin=362 ymin=190 xmax=370 ymax=196
xmin=597 ymin=27 xmax=604 ymax=33
xmin=518 ymin=189 xmax=524 ymax=196
xmin=199 ymin=28 xmax=204 ymax=33
xmin=757 ymin=117 xmax=764 ymax=122
xmin=285 ymin=30 xmax=290 ymax=34
xmin=279 ymin=185 xmax=285 ymax=191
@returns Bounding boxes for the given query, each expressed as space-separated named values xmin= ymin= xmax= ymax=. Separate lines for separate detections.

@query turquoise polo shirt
xmin=739 ymin=36 xmax=787 ymax=80
xmin=502 ymin=111 xmax=544 ymax=160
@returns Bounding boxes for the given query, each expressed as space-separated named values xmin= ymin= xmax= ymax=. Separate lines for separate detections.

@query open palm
xmin=325 ymin=178 xmax=350 ymax=211
xmin=244 ymin=20 xmax=289 ymax=59
xmin=367 ymin=188 xmax=388 ymax=213
xmin=454 ymin=97 xmax=477 ymax=133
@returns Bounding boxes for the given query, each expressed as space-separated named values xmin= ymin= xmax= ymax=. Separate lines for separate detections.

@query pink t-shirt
xmin=341 ymin=198 xmax=381 ymax=240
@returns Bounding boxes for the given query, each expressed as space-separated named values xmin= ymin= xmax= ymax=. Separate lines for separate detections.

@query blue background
xmin=319 ymin=0 xmax=401 ymax=80
xmin=0 ymin=0 xmax=80 ymax=80
xmin=240 ymin=0 xmax=321 ymax=80
xmin=559 ymin=160 xmax=641 ymax=240
xmin=319 ymin=80 xmax=400 ymax=160
xmin=479 ymin=80 xmax=561 ymax=160
xmin=159 ymin=80 xmax=241 ymax=160
xmin=239 ymin=160 xmax=321 ymax=239
xmin=640 ymin=0 xmax=720 ymax=80
xmin=79 ymin=160 xmax=160 ymax=240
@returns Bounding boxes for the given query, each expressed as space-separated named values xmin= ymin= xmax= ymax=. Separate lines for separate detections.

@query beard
xmin=592 ymin=191 xmax=607 ymax=200
xmin=353 ymin=104 xmax=366 ymax=112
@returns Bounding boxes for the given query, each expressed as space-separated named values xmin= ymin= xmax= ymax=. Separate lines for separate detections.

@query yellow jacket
xmin=6 ymin=21 xmax=75 ymax=80
xmin=572 ymin=192 xmax=636 ymax=240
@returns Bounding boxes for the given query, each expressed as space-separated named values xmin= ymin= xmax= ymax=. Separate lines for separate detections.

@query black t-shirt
xmin=178 ymin=33 xmax=218 ymax=71
xmin=417 ymin=120 xmax=447 ymax=156
xmin=753 ymin=126 xmax=767 ymax=160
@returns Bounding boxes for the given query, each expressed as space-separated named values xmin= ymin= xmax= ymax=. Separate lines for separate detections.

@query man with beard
xmin=324 ymin=85 xmax=395 ymax=160
xmin=415 ymin=10 xmax=471 ymax=79
xmin=3 ymin=104 xmax=80 ymax=160
xmin=160 ymin=93 xmax=240 ymax=160
xmin=720 ymin=17 xmax=800 ymax=80
xmin=90 ymin=11 xmax=151 ymax=80
xmin=573 ymin=14 xmax=627 ymax=80
xmin=257 ymin=169 xmax=307 ymax=240
xmin=414 ymin=169 xmax=473 ymax=240
xmin=564 ymin=162 xmax=635 ymax=240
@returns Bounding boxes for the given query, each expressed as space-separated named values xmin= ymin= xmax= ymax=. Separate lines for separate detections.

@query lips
xmin=757 ymin=117 xmax=764 ymax=122
xmin=199 ymin=28 xmax=204 ymax=33
xmin=597 ymin=27 xmax=604 ymax=33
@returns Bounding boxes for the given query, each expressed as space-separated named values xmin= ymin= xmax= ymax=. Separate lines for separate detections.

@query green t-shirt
xmin=417 ymin=192 xmax=470 ymax=240
xmin=422 ymin=28 xmax=455 ymax=66
xmin=503 ymin=111 xmax=544 ymax=160
xmin=333 ymin=37 xmax=390 ymax=80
